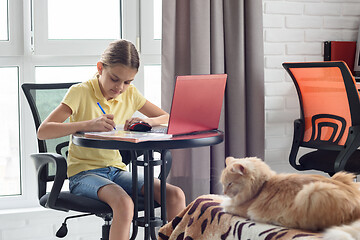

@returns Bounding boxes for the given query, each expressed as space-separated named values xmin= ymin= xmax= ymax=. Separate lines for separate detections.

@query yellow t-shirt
xmin=63 ymin=78 xmax=147 ymax=177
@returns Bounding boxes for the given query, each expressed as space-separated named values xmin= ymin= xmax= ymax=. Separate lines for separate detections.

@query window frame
xmin=140 ymin=0 xmax=161 ymax=55
xmin=138 ymin=0 xmax=162 ymax=108
xmin=0 ymin=57 xmax=38 ymax=209
xmin=0 ymin=0 xmax=23 ymax=56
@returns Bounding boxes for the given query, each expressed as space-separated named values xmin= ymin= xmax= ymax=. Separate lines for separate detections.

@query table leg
xmin=148 ymin=151 xmax=158 ymax=240
xmin=143 ymin=151 xmax=151 ymax=240
xmin=130 ymin=151 xmax=139 ymax=240
xmin=160 ymin=150 xmax=167 ymax=225
xmin=132 ymin=150 xmax=166 ymax=240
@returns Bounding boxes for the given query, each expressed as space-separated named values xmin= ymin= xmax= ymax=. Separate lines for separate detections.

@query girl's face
xmin=97 ymin=62 xmax=138 ymax=100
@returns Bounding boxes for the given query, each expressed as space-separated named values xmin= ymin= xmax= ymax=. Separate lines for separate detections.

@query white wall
xmin=263 ymin=0 xmax=360 ymax=173
xmin=1 ymin=0 xmax=360 ymax=239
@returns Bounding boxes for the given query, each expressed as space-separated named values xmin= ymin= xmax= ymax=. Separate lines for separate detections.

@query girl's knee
xmin=114 ymin=194 xmax=134 ymax=210
xmin=98 ymin=186 xmax=134 ymax=217
xmin=167 ymin=185 xmax=186 ymax=205
xmin=111 ymin=194 xmax=134 ymax=220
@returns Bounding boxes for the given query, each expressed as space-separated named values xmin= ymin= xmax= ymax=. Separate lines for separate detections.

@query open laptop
xmin=84 ymin=74 xmax=227 ymax=142
xmin=152 ymin=74 xmax=227 ymax=136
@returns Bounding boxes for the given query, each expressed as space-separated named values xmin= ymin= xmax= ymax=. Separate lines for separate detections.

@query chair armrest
xmin=55 ymin=141 xmax=69 ymax=156
xmin=30 ymin=153 xmax=68 ymax=212
xmin=289 ymin=119 xmax=306 ymax=170
xmin=334 ymin=125 xmax=360 ymax=172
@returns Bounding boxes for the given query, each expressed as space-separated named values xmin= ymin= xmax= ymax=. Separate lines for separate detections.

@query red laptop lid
xmin=167 ymin=74 xmax=227 ymax=135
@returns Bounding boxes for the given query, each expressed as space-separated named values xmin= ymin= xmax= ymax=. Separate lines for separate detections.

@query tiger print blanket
xmin=158 ymin=194 xmax=323 ymax=240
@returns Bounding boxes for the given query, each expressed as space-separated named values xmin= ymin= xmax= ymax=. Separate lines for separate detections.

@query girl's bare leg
xmin=98 ymin=184 xmax=134 ymax=240
xmin=152 ymin=179 xmax=186 ymax=221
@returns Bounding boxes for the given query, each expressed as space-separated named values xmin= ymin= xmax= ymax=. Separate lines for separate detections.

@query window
xmin=32 ymin=0 xmax=125 ymax=55
xmin=1 ymin=0 xmax=161 ymax=209
xmin=48 ymin=0 xmax=121 ymax=40
xmin=0 ymin=67 xmax=20 ymax=196
xmin=140 ymin=0 xmax=162 ymax=108
xmin=140 ymin=0 xmax=161 ymax=54
xmin=153 ymin=0 xmax=162 ymax=40
xmin=144 ymin=65 xmax=161 ymax=107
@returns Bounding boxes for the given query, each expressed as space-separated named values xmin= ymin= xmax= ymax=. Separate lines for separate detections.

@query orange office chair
xmin=283 ymin=61 xmax=360 ymax=176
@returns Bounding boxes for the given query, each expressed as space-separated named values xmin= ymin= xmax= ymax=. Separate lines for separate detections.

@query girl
xmin=37 ymin=39 xmax=186 ymax=240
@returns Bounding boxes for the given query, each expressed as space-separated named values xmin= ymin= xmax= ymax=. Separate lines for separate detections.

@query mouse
xmin=128 ymin=121 xmax=152 ymax=132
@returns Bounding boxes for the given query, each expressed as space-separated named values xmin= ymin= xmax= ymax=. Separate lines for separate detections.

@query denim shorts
xmin=69 ymin=167 xmax=145 ymax=201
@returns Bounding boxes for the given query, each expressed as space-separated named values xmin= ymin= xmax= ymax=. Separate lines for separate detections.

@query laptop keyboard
xmin=151 ymin=126 xmax=168 ymax=133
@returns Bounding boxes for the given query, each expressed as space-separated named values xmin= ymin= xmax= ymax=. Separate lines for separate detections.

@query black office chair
xmin=283 ymin=61 xmax=360 ymax=176
xmin=22 ymin=82 xmax=172 ymax=239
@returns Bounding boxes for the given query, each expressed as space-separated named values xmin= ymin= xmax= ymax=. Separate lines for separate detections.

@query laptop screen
xmin=167 ymin=74 xmax=227 ymax=135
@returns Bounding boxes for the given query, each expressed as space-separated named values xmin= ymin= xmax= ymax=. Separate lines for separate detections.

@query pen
xmin=97 ymin=102 xmax=116 ymax=130
xmin=97 ymin=102 xmax=106 ymax=114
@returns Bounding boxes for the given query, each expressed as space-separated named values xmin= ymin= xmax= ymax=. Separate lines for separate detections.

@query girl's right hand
xmin=88 ymin=114 xmax=116 ymax=132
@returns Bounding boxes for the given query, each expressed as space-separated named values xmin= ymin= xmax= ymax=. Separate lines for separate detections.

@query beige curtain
xmin=162 ymin=0 xmax=264 ymax=203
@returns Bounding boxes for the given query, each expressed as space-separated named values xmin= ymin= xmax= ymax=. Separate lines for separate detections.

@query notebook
xmin=84 ymin=74 xmax=227 ymax=142
xmin=153 ymin=74 xmax=227 ymax=136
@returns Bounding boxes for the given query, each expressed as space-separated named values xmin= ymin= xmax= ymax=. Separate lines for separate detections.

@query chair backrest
xmin=22 ymin=82 xmax=79 ymax=178
xmin=283 ymin=61 xmax=360 ymax=147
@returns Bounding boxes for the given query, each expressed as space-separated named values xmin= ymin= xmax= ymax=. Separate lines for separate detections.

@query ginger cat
xmin=220 ymin=157 xmax=360 ymax=239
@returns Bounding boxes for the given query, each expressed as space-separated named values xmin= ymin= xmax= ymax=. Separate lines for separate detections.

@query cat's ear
xmin=231 ymin=163 xmax=246 ymax=175
xmin=225 ymin=157 xmax=235 ymax=166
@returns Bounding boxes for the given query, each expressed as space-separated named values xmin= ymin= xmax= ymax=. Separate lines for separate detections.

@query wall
xmin=1 ymin=0 xmax=360 ymax=239
xmin=263 ymin=0 xmax=360 ymax=173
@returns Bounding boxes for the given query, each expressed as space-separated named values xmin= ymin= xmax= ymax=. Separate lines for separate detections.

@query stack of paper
xmin=84 ymin=130 xmax=172 ymax=143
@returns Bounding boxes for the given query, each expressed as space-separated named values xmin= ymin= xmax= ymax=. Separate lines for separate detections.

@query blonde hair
xmin=100 ymin=39 xmax=140 ymax=70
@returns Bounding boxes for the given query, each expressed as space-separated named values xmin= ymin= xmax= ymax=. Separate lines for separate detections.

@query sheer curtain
xmin=162 ymin=0 xmax=264 ymax=203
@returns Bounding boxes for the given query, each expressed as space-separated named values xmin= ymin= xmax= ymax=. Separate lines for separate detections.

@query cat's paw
xmin=220 ymin=196 xmax=232 ymax=210
xmin=323 ymin=228 xmax=356 ymax=240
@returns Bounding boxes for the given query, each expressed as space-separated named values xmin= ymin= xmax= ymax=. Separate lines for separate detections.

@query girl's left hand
xmin=124 ymin=117 xmax=151 ymax=130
